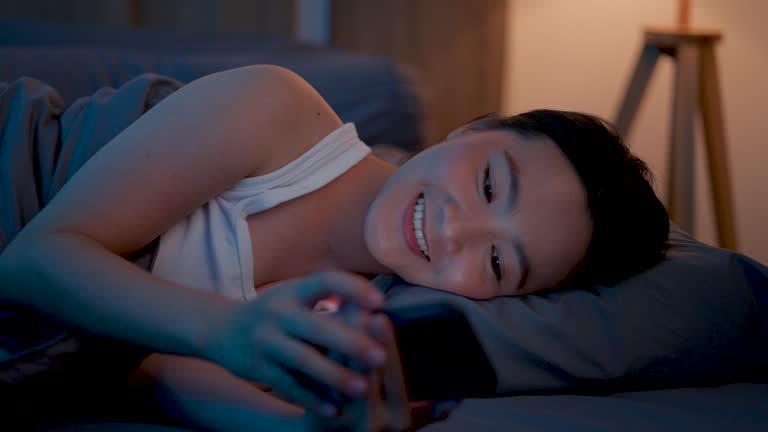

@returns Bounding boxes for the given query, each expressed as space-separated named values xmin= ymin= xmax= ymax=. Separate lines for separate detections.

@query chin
xmin=364 ymin=196 xmax=409 ymax=268
xmin=363 ymin=215 xmax=399 ymax=272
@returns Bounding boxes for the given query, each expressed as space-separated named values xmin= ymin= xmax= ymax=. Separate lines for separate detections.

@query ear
xmin=447 ymin=113 xmax=500 ymax=139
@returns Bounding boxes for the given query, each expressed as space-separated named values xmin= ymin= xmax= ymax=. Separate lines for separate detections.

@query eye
xmin=483 ymin=165 xmax=494 ymax=202
xmin=491 ymin=246 xmax=502 ymax=282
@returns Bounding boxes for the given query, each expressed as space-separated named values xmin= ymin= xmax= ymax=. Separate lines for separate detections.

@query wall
xmin=504 ymin=0 xmax=768 ymax=264
xmin=332 ymin=0 xmax=507 ymax=147
xmin=0 ymin=0 xmax=294 ymax=36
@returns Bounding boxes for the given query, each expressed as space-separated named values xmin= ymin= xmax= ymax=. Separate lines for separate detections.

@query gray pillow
xmin=381 ymin=226 xmax=768 ymax=395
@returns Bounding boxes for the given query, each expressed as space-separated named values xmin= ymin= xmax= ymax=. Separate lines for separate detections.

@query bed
xmin=2 ymin=20 xmax=767 ymax=431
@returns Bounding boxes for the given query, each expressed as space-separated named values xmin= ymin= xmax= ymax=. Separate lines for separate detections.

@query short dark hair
xmin=463 ymin=109 xmax=670 ymax=287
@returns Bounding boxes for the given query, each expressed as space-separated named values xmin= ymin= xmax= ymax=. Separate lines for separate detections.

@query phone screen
xmin=383 ymin=301 xmax=498 ymax=401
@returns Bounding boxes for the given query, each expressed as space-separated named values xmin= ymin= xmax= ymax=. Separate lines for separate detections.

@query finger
xmin=269 ymin=336 xmax=370 ymax=398
xmin=293 ymin=272 xmax=384 ymax=309
xmin=375 ymin=314 xmax=410 ymax=429
xmin=368 ymin=313 xmax=395 ymax=344
xmin=431 ymin=400 xmax=462 ymax=419
xmin=282 ymin=309 xmax=386 ymax=369
xmin=261 ymin=365 xmax=339 ymax=418
xmin=409 ymin=401 xmax=434 ymax=426
xmin=408 ymin=400 xmax=462 ymax=429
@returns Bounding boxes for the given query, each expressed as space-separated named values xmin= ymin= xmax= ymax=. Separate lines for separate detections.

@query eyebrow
xmin=502 ymin=150 xmax=520 ymax=212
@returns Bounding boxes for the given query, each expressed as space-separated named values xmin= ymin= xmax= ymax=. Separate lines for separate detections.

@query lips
xmin=403 ymin=193 xmax=429 ymax=261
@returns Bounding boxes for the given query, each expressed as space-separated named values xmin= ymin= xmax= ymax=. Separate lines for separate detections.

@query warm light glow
xmin=678 ymin=0 xmax=691 ymax=28
xmin=504 ymin=0 xmax=768 ymax=264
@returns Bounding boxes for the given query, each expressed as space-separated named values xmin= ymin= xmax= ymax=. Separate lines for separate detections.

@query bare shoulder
xmin=8 ymin=65 xmax=344 ymax=255
xmin=218 ymin=65 xmax=344 ymax=177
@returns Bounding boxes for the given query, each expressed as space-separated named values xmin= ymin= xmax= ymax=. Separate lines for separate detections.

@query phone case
xmin=307 ymin=304 xmax=411 ymax=431
xmin=384 ymin=301 xmax=498 ymax=401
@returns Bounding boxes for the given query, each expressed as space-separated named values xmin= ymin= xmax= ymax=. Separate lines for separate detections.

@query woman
xmin=0 ymin=65 xmax=668 ymax=430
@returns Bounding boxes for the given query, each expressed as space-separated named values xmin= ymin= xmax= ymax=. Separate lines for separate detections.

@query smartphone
xmin=383 ymin=301 xmax=498 ymax=401
xmin=300 ymin=301 xmax=498 ymax=404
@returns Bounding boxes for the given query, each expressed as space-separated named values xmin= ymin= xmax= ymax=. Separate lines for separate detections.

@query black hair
xmin=464 ymin=109 xmax=670 ymax=287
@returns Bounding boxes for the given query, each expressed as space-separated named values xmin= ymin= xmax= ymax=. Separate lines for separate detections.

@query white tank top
xmin=150 ymin=123 xmax=371 ymax=301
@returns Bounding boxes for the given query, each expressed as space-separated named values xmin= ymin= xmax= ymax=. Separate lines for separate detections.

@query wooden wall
xmin=332 ymin=0 xmax=507 ymax=145
xmin=1 ymin=0 xmax=507 ymax=147
xmin=0 ymin=0 xmax=294 ymax=36
xmin=0 ymin=0 xmax=140 ymax=27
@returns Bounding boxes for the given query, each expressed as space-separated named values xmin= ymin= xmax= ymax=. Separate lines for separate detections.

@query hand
xmin=407 ymin=400 xmax=462 ymax=431
xmin=203 ymin=271 xmax=387 ymax=416
xmin=369 ymin=314 xmax=461 ymax=431
xmin=304 ymin=313 xmax=462 ymax=431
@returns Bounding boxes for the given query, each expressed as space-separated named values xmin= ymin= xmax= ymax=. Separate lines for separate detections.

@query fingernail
xmin=369 ymin=315 xmax=391 ymax=339
xmin=369 ymin=291 xmax=385 ymax=307
xmin=367 ymin=348 xmax=386 ymax=367
xmin=349 ymin=378 xmax=368 ymax=395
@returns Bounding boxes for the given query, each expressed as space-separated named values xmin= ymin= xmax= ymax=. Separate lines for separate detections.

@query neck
xmin=325 ymin=154 xmax=397 ymax=275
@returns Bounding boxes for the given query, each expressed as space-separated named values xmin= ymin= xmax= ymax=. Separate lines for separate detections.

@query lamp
xmin=614 ymin=0 xmax=736 ymax=250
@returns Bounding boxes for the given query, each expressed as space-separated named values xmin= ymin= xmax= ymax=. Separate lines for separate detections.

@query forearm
xmin=134 ymin=353 xmax=304 ymax=432
xmin=0 ymin=232 xmax=233 ymax=358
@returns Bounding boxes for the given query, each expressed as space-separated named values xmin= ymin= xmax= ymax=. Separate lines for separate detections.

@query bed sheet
xmin=424 ymin=383 xmax=768 ymax=432
xmin=35 ymin=383 xmax=768 ymax=431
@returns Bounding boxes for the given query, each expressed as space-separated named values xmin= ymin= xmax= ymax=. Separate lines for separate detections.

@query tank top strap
xmin=219 ymin=123 xmax=371 ymax=216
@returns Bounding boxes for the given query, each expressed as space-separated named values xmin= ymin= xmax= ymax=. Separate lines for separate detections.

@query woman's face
xmin=364 ymin=129 xmax=592 ymax=298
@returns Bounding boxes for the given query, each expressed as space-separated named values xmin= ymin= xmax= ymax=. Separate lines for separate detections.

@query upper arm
xmin=12 ymin=65 xmax=342 ymax=255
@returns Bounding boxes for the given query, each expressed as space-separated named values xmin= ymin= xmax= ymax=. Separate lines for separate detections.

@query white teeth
xmin=412 ymin=195 xmax=429 ymax=257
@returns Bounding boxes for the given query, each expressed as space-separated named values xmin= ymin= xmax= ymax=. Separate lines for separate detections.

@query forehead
xmin=449 ymin=129 xmax=577 ymax=178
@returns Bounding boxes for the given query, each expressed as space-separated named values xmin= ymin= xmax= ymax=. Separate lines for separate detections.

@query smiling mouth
xmin=404 ymin=193 xmax=430 ymax=261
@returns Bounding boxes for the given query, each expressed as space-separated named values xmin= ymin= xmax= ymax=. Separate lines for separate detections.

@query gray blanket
xmin=1 ymin=73 xmax=180 ymax=253
xmin=1 ymin=74 xmax=177 ymax=380
xmin=0 ymin=75 xmax=185 ymax=425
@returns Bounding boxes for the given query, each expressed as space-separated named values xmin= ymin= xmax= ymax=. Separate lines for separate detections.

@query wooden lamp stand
xmin=614 ymin=0 xmax=736 ymax=250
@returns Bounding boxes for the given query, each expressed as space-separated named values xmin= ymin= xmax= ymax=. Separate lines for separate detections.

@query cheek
xmin=364 ymin=188 xmax=402 ymax=263
xmin=523 ymin=210 xmax=592 ymax=289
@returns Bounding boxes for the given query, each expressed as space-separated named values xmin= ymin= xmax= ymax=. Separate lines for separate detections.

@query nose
xmin=442 ymin=203 xmax=496 ymax=254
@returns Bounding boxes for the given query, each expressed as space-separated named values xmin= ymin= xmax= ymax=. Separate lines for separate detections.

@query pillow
xmin=381 ymin=226 xmax=768 ymax=395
